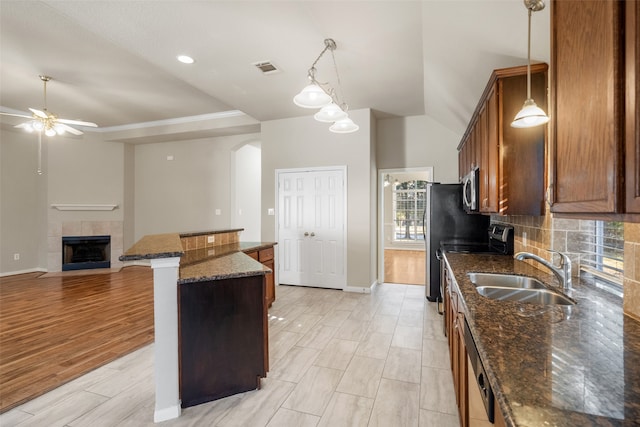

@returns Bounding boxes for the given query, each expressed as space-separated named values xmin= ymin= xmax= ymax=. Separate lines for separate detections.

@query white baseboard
xmin=154 ymin=404 xmax=181 ymax=423
xmin=344 ymin=281 xmax=378 ymax=294
xmin=0 ymin=267 xmax=47 ymax=277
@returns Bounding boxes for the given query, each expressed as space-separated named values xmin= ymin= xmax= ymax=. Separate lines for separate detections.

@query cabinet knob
xmin=304 ymin=232 xmax=309 ymax=237
xmin=310 ymin=232 xmax=315 ymax=237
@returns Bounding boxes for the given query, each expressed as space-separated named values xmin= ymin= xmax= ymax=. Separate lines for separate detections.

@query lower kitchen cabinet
xmin=443 ymin=259 xmax=506 ymax=427
xmin=179 ymin=274 xmax=268 ymax=408
xmin=245 ymin=245 xmax=276 ymax=307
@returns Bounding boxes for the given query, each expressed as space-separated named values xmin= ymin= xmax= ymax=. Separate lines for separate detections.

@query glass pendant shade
xmin=45 ymin=128 xmax=56 ymax=137
xmin=511 ymin=98 xmax=550 ymax=128
xmin=32 ymin=120 xmax=44 ymax=131
xmin=329 ymin=117 xmax=359 ymax=134
xmin=293 ymin=84 xmax=332 ymax=108
xmin=314 ymin=103 xmax=348 ymax=122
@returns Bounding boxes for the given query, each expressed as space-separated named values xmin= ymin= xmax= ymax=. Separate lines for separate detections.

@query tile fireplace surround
xmin=47 ymin=221 xmax=124 ymax=272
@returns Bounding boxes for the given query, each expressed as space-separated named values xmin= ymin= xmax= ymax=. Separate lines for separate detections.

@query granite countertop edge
xmin=443 ymin=252 xmax=640 ymax=427
xmin=119 ymin=231 xmax=276 ymax=284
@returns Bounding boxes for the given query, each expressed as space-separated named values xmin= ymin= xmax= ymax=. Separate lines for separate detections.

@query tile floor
xmin=1 ymin=283 xmax=460 ymax=427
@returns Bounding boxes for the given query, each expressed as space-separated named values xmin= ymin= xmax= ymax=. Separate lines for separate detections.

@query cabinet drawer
xmin=258 ymin=247 xmax=274 ymax=262
xmin=246 ymin=250 xmax=259 ymax=260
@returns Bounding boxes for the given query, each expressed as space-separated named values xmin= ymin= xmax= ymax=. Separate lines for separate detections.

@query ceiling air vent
xmin=253 ymin=61 xmax=280 ymax=75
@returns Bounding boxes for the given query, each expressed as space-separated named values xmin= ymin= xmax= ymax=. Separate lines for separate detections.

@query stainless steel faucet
xmin=514 ymin=251 xmax=572 ymax=290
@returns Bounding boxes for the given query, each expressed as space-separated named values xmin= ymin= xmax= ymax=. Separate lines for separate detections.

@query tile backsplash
xmin=493 ymin=212 xmax=640 ymax=320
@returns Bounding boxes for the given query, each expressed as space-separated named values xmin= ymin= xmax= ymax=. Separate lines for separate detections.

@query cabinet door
xmin=626 ymin=0 xmax=640 ymax=213
xmin=551 ymin=0 xmax=625 ymax=213
xmin=480 ymin=85 xmax=500 ymax=214
xmin=457 ymin=315 xmax=468 ymax=427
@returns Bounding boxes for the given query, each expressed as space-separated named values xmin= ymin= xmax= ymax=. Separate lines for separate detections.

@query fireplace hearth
xmin=62 ymin=235 xmax=111 ymax=271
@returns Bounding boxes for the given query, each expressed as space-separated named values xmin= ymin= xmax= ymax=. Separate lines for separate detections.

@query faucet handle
xmin=549 ymin=250 xmax=572 ymax=285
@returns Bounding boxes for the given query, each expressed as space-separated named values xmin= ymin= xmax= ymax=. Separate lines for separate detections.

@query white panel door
xmin=278 ymin=168 xmax=345 ymax=289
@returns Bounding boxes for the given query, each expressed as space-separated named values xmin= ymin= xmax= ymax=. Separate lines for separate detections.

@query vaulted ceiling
xmin=0 ymin=1 xmax=550 ymax=141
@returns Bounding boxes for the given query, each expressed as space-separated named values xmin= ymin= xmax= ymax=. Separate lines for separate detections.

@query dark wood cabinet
xmin=179 ymin=274 xmax=268 ymax=408
xmin=551 ymin=0 xmax=639 ymax=217
xmin=444 ymin=263 xmax=468 ymax=427
xmin=626 ymin=0 xmax=640 ymax=213
xmin=458 ymin=64 xmax=547 ymax=215
xmin=245 ymin=245 xmax=276 ymax=307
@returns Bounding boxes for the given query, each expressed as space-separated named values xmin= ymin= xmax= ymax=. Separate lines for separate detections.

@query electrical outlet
xmin=215 ymin=209 xmax=221 ymax=216
xmin=522 ymin=231 xmax=528 ymax=247
xmin=207 ymin=235 xmax=215 ymax=244
xmin=268 ymin=208 xmax=275 ymax=216
xmin=13 ymin=253 xmax=20 ymax=260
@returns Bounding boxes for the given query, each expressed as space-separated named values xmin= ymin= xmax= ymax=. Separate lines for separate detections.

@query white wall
xmin=133 ymin=133 xmax=260 ymax=240
xmin=377 ymin=115 xmax=461 ymax=183
xmin=232 ymin=141 xmax=261 ymax=242
xmin=261 ymin=109 xmax=376 ymax=289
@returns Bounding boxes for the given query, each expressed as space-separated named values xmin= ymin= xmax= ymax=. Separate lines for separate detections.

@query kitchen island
xmin=443 ymin=252 xmax=640 ymax=427
xmin=120 ymin=230 xmax=276 ymax=422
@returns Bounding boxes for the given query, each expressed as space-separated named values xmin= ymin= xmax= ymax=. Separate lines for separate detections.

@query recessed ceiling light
xmin=177 ymin=55 xmax=195 ymax=64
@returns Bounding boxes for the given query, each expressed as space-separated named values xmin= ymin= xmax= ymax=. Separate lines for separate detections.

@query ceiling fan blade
xmin=56 ymin=123 xmax=83 ymax=135
xmin=29 ymin=108 xmax=48 ymax=119
xmin=14 ymin=123 xmax=32 ymax=130
xmin=0 ymin=112 xmax=32 ymax=119
xmin=57 ymin=118 xmax=98 ymax=128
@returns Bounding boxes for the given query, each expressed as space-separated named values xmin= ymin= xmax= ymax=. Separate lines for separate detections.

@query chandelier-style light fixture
xmin=293 ymin=38 xmax=359 ymax=134
xmin=511 ymin=0 xmax=550 ymax=128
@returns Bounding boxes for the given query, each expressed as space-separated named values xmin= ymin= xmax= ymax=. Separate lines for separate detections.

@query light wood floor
xmin=384 ymin=250 xmax=426 ymax=286
xmin=1 ymin=282 xmax=459 ymax=427
xmin=0 ymin=267 xmax=154 ymax=413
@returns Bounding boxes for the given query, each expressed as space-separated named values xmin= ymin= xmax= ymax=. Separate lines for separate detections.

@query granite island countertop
xmin=443 ymin=252 xmax=640 ymax=427
xmin=120 ymin=232 xmax=275 ymax=285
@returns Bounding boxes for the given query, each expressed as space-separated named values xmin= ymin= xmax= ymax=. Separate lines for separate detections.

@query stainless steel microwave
xmin=462 ymin=167 xmax=479 ymax=213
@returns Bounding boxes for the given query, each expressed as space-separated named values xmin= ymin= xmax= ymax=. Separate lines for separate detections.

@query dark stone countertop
xmin=119 ymin=232 xmax=276 ymax=285
xmin=443 ymin=252 xmax=640 ymax=427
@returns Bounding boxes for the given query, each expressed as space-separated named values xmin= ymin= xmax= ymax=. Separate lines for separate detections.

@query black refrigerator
xmin=424 ymin=183 xmax=489 ymax=301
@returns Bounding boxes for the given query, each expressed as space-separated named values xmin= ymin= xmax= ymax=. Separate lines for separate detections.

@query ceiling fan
xmin=0 ymin=75 xmax=98 ymax=136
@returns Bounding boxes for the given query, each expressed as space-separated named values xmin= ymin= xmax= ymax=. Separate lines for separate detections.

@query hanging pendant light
xmin=511 ymin=0 xmax=549 ymax=128
xmin=314 ymin=102 xmax=348 ymax=122
xmin=329 ymin=116 xmax=359 ymax=134
xmin=293 ymin=83 xmax=332 ymax=108
xmin=293 ymin=38 xmax=358 ymax=133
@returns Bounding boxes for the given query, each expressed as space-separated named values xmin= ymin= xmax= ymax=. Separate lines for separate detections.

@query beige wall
xmin=376 ymin=115 xmax=460 ymax=183
xmin=261 ymin=109 xmax=376 ymax=289
xmin=133 ymin=133 xmax=261 ymax=241
xmin=0 ymin=129 xmax=47 ymax=273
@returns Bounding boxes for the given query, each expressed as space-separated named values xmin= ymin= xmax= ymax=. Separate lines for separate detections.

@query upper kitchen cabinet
xmin=551 ymin=0 xmax=639 ymax=216
xmin=458 ymin=64 xmax=547 ymax=216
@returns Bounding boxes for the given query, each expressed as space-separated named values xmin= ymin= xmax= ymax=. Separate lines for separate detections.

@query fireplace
xmin=62 ymin=235 xmax=111 ymax=271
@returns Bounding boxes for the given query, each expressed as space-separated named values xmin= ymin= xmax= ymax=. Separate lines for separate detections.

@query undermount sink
xmin=475 ymin=286 xmax=576 ymax=306
xmin=467 ymin=272 xmax=547 ymax=289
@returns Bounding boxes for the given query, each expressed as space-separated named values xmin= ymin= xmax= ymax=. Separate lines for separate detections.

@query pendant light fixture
xmin=511 ymin=0 xmax=549 ymax=128
xmin=293 ymin=38 xmax=358 ymax=133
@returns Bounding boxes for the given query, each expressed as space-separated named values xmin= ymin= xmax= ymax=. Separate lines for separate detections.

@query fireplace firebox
xmin=62 ymin=235 xmax=111 ymax=271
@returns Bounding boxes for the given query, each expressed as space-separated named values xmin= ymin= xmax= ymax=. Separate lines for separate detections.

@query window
xmin=579 ymin=220 xmax=624 ymax=286
xmin=392 ymin=180 xmax=427 ymax=242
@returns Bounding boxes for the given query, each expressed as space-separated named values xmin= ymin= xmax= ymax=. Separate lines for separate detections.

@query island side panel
xmin=179 ymin=274 xmax=267 ymax=408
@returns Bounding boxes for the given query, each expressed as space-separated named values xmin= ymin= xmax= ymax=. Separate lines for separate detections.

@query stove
xmin=440 ymin=224 xmax=514 ymax=255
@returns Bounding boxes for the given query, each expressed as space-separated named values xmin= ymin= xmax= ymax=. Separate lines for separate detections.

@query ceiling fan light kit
xmin=511 ymin=0 xmax=550 ymax=128
xmin=1 ymin=75 xmax=98 ymax=137
xmin=293 ymin=38 xmax=358 ymax=134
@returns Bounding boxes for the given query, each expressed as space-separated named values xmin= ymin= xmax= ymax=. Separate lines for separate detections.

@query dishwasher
xmin=464 ymin=319 xmax=495 ymax=424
